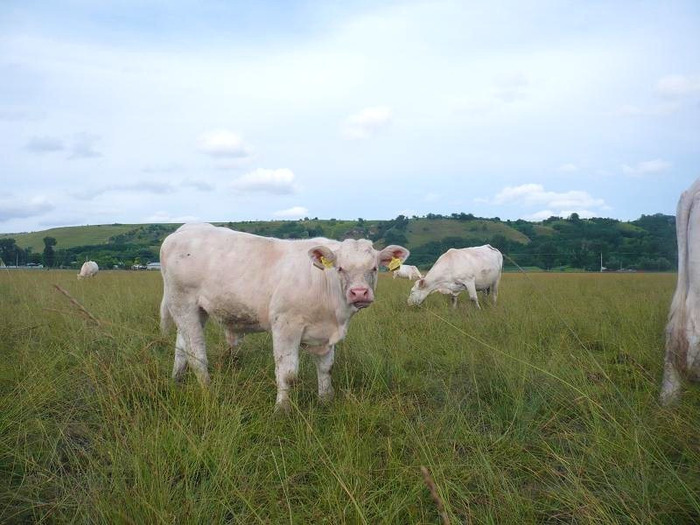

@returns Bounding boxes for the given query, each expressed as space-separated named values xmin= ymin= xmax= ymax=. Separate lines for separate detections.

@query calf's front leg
xmin=311 ymin=345 xmax=335 ymax=402
xmin=272 ymin=325 xmax=302 ymax=413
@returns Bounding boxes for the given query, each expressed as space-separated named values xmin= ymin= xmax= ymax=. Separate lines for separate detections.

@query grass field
xmin=1 ymin=270 xmax=699 ymax=523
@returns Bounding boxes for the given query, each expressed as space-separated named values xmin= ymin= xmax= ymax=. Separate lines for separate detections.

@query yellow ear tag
xmin=320 ymin=256 xmax=334 ymax=269
xmin=388 ymin=257 xmax=401 ymax=271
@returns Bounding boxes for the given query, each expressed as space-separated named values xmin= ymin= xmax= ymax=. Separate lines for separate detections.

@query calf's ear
xmin=378 ymin=245 xmax=410 ymax=269
xmin=309 ymin=246 xmax=336 ymax=270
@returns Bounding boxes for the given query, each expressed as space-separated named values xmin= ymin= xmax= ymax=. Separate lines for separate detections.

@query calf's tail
xmin=160 ymin=297 xmax=174 ymax=335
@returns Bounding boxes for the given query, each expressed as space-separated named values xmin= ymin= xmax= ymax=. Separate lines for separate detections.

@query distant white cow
xmin=393 ymin=264 xmax=422 ymax=280
xmin=407 ymin=245 xmax=503 ymax=309
xmin=660 ymin=178 xmax=700 ymax=405
xmin=77 ymin=261 xmax=99 ymax=279
xmin=159 ymin=223 xmax=409 ymax=411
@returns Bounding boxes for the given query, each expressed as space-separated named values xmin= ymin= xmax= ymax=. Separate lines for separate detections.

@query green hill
xmin=1 ymin=224 xmax=143 ymax=252
xmin=0 ymin=213 xmax=677 ymax=272
xmin=1 ymin=218 xmax=528 ymax=252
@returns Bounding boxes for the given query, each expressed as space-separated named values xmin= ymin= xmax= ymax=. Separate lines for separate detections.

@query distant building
xmin=146 ymin=262 xmax=161 ymax=270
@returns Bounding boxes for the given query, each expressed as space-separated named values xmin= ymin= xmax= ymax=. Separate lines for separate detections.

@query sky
xmin=1 ymin=0 xmax=699 ymax=233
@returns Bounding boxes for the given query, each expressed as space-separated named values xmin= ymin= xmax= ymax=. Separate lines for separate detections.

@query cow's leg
xmin=172 ymin=306 xmax=210 ymax=386
xmin=451 ymin=294 xmax=458 ymax=309
xmin=272 ymin=325 xmax=302 ymax=413
xmin=660 ymin=358 xmax=682 ymax=406
xmin=311 ymin=345 xmax=335 ymax=402
xmin=392 ymin=272 xmax=397 ymax=279
xmin=172 ymin=330 xmax=188 ymax=382
xmin=491 ymin=277 xmax=500 ymax=305
xmin=463 ymin=281 xmax=481 ymax=309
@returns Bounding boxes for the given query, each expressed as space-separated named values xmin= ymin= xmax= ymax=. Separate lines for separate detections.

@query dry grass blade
xmin=420 ymin=466 xmax=450 ymax=525
xmin=52 ymin=284 xmax=102 ymax=326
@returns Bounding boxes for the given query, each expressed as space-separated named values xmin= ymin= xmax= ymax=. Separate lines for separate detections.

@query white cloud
xmin=69 ymin=132 xmax=102 ymax=159
xmin=613 ymin=102 xmax=681 ymax=117
xmin=198 ymin=130 xmax=253 ymax=159
xmin=142 ymin=163 xmax=182 ymax=174
xmin=273 ymin=206 xmax=308 ymax=218
xmin=72 ymin=181 xmax=177 ymax=200
xmin=655 ymin=74 xmax=700 ymax=97
xmin=342 ymin=106 xmax=392 ymax=140
xmin=0 ymin=195 xmax=54 ymax=222
xmin=493 ymin=71 xmax=529 ymax=103
xmin=181 ymin=178 xmax=215 ymax=191
xmin=0 ymin=108 xmax=45 ymax=121
xmin=25 ymin=136 xmax=65 ymax=153
xmin=144 ymin=211 xmax=200 ymax=223
xmin=230 ymin=168 xmax=297 ymax=195
xmin=622 ymin=159 xmax=671 ymax=175
xmin=423 ymin=192 xmax=440 ymax=202
xmin=491 ymin=184 xmax=605 ymax=209
xmin=558 ymin=163 xmax=578 ymax=172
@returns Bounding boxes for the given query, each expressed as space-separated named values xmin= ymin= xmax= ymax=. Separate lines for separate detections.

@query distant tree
xmin=393 ymin=215 xmax=409 ymax=230
xmin=490 ymin=234 xmax=508 ymax=252
xmin=0 ymin=238 xmax=21 ymax=265
xmin=42 ymin=236 xmax=57 ymax=268
xmin=384 ymin=230 xmax=408 ymax=245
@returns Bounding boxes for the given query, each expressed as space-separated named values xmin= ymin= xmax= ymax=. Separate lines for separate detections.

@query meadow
xmin=1 ymin=269 xmax=699 ymax=523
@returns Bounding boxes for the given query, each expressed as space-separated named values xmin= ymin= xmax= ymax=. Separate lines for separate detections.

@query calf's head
xmin=407 ymin=279 xmax=429 ymax=306
xmin=309 ymin=240 xmax=409 ymax=309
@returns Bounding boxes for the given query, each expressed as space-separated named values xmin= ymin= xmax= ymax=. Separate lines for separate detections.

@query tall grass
xmin=1 ymin=270 xmax=698 ymax=523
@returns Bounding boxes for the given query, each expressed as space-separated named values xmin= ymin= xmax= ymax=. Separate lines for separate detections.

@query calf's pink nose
xmin=349 ymin=287 xmax=371 ymax=301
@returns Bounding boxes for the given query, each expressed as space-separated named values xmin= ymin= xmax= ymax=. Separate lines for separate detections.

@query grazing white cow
xmin=660 ymin=178 xmax=700 ymax=405
xmin=77 ymin=261 xmax=99 ymax=279
xmin=393 ymin=264 xmax=422 ymax=280
xmin=159 ymin=223 xmax=409 ymax=411
xmin=407 ymin=245 xmax=502 ymax=309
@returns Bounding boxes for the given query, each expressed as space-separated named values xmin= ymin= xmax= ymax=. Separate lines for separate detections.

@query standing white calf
xmin=660 ymin=178 xmax=700 ymax=405
xmin=159 ymin=223 xmax=409 ymax=411
xmin=393 ymin=264 xmax=422 ymax=280
xmin=407 ymin=245 xmax=502 ymax=309
xmin=77 ymin=261 xmax=99 ymax=279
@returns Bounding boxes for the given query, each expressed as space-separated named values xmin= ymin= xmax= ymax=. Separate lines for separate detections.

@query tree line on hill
xmin=0 ymin=213 xmax=677 ymax=272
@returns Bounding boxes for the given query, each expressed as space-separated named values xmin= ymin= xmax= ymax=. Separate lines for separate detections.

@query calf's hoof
xmin=274 ymin=399 xmax=292 ymax=415
xmin=318 ymin=388 xmax=335 ymax=404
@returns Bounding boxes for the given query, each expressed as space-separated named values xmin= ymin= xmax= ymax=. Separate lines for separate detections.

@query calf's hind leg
xmin=171 ymin=306 xmax=211 ymax=386
xmin=491 ymin=277 xmax=501 ymax=305
xmin=463 ymin=280 xmax=481 ymax=309
xmin=172 ymin=331 xmax=188 ymax=382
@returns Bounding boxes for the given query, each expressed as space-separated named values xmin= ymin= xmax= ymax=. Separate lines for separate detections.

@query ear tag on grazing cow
xmin=388 ymin=257 xmax=401 ymax=271
xmin=320 ymin=256 xmax=334 ymax=269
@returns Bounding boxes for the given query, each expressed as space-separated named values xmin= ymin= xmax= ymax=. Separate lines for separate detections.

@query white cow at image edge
xmin=77 ymin=261 xmax=99 ymax=279
xmin=393 ymin=264 xmax=422 ymax=280
xmin=407 ymin=245 xmax=503 ymax=309
xmin=660 ymin=178 xmax=700 ymax=405
xmin=159 ymin=223 xmax=409 ymax=412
